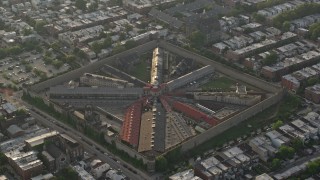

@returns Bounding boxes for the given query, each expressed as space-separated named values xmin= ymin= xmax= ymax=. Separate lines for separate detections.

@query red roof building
xmin=120 ymin=101 xmax=143 ymax=147
xmin=172 ymin=101 xmax=218 ymax=126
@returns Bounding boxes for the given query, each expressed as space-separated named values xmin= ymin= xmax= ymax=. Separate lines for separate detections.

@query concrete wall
xmin=115 ymin=140 xmax=150 ymax=164
xmin=104 ymin=135 xmax=155 ymax=172
xmin=30 ymin=40 xmax=158 ymax=92
xmin=28 ymin=40 xmax=284 ymax=170
xmin=31 ymin=40 xmax=280 ymax=94
xmin=158 ymin=40 xmax=281 ymax=93
xmin=179 ymin=90 xmax=285 ymax=152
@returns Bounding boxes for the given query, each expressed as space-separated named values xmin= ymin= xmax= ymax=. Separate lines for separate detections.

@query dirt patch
xmin=0 ymin=88 xmax=14 ymax=96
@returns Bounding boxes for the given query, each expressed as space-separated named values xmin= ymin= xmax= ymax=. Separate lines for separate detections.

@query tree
xmin=22 ymin=40 xmax=39 ymax=51
xmin=271 ymin=158 xmax=281 ymax=170
xmin=173 ymin=12 xmax=184 ymax=18
xmin=204 ymin=4 xmax=213 ymax=11
xmin=57 ymin=167 xmax=78 ymax=179
xmin=75 ymin=0 xmax=87 ymax=11
xmin=309 ymin=23 xmax=320 ymax=40
xmin=25 ymin=64 xmax=33 ymax=73
xmin=108 ymin=0 xmax=122 ymax=6
xmin=35 ymin=20 xmax=47 ymax=34
xmin=88 ymin=2 xmax=98 ymax=12
xmin=22 ymin=28 xmax=33 ymax=36
xmin=277 ymin=145 xmax=295 ymax=159
xmin=0 ymin=20 xmax=5 ymax=30
xmin=15 ymin=109 xmax=27 ymax=116
xmin=0 ymin=166 xmax=7 ymax=174
xmin=0 ymin=49 xmax=7 ymax=59
xmin=77 ymin=50 xmax=87 ymax=59
xmin=44 ymin=56 xmax=53 ymax=64
xmin=65 ymin=55 xmax=76 ymax=62
xmin=307 ymin=77 xmax=319 ymax=86
xmin=124 ymin=40 xmax=136 ymax=49
xmin=99 ymin=31 xmax=108 ymax=38
xmin=50 ymin=41 xmax=60 ymax=51
xmin=52 ymin=0 xmax=60 ymax=6
xmin=73 ymin=47 xmax=80 ymax=54
xmin=125 ymin=24 xmax=133 ymax=32
xmin=112 ymin=44 xmax=126 ymax=54
xmin=103 ymin=36 xmax=112 ymax=48
xmin=52 ymin=59 xmax=63 ymax=69
xmin=35 ymin=45 xmax=43 ymax=53
xmin=262 ymin=52 xmax=278 ymax=66
xmin=189 ymin=31 xmax=206 ymax=48
xmin=282 ymin=21 xmax=291 ymax=31
xmin=257 ymin=0 xmax=287 ymax=10
xmin=291 ymin=138 xmax=303 ymax=151
xmin=91 ymin=41 xmax=103 ymax=53
xmin=155 ymin=156 xmax=168 ymax=172
xmin=273 ymin=3 xmax=320 ymax=28
xmin=272 ymin=120 xmax=283 ymax=130
xmin=119 ymin=32 xmax=126 ymax=41
xmin=0 ymin=152 xmax=7 ymax=166
xmin=45 ymin=50 xmax=52 ymax=57
xmin=137 ymin=21 xmax=148 ymax=29
xmin=253 ymin=13 xmax=266 ymax=23
xmin=7 ymin=46 xmax=22 ymax=55
xmin=306 ymin=161 xmax=319 ymax=175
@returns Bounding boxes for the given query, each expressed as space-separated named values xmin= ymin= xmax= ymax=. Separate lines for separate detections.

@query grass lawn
xmin=185 ymin=94 xmax=301 ymax=157
xmin=189 ymin=104 xmax=278 ymax=155
xmin=130 ymin=60 xmax=150 ymax=82
xmin=201 ymin=76 xmax=236 ymax=90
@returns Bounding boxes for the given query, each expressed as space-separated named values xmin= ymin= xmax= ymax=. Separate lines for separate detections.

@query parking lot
xmin=0 ymin=51 xmax=70 ymax=87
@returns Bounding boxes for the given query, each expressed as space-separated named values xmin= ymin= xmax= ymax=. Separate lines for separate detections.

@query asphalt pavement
xmin=19 ymin=98 xmax=149 ymax=180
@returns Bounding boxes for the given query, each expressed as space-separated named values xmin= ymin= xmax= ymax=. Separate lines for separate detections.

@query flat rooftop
xmin=138 ymin=111 xmax=153 ymax=153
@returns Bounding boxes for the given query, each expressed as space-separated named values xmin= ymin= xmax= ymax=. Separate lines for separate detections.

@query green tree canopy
xmin=52 ymin=59 xmax=64 ymax=69
xmin=50 ymin=41 xmax=60 ymax=51
xmin=282 ymin=21 xmax=291 ymax=31
xmin=262 ymin=52 xmax=278 ymax=66
xmin=91 ymin=41 xmax=103 ymax=53
xmin=291 ymin=138 xmax=303 ymax=151
xmin=272 ymin=120 xmax=283 ymax=130
xmin=309 ymin=22 xmax=320 ymax=40
xmin=22 ymin=28 xmax=33 ymax=36
xmin=277 ymin=145 xmax=295 ymax=159
xmin=271 ymin=158 xmax=281 ymax=170
xmin=7 ymin=46 xmax=22 ymax=55
xmin=0 ymin=49 xmax=7 ymax=59
xmin=108 ymin=0 xmax=122 ymax=6
xmin=189 ymin=31 xmax=206 ymax=48
xmin=0 ymin=152 xmax=7 ymax=166
xmin=88 ymin=2 xmax=98 ymax=12
xmin=35 ymin=20 xmax=47 ymax=34
xmin=253 ymin=13 xmax=266 ymax=23
xmin=112 ymin=44 xmax=126 ymax=54
xmin=124 ymin=40 xmax=136 ymax=49
xmin=65 ymin=54 xmax=76 ymax=62
xmin=307 ymin=77 xmax=320 ymax=86
xmin=75 ymin=0 xmax=87 ymax=11
xmin=257 ymin=0 xmax=289 ymax=10
xmin=273 ymin=3 xmax=320 ymax=28
xmin=103 ymin=36 xmax=112 ymax=48
xmin=306 ymin=161 xmax=320 ymax=175
xmin=56 ymin=167 xmax=78 ymax=180
xmin=155 ymin=156 xmax=168 ymax=172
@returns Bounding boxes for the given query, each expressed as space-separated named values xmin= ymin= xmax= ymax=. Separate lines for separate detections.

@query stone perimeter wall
xmin=28 ymin=40 xmax=284 ymax=171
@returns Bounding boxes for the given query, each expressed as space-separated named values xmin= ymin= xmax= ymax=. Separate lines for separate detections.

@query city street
xmin=270 ymin=152 xmax=320 ymax=176
xmin=17 ymin=96 xmax=150 ymax=180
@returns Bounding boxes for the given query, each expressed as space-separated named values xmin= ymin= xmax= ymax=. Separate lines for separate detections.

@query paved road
xmin=270 ymin=152 xmax=320 ymax=176
xmin=18 ymin=98 xmax=149 ymax=180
